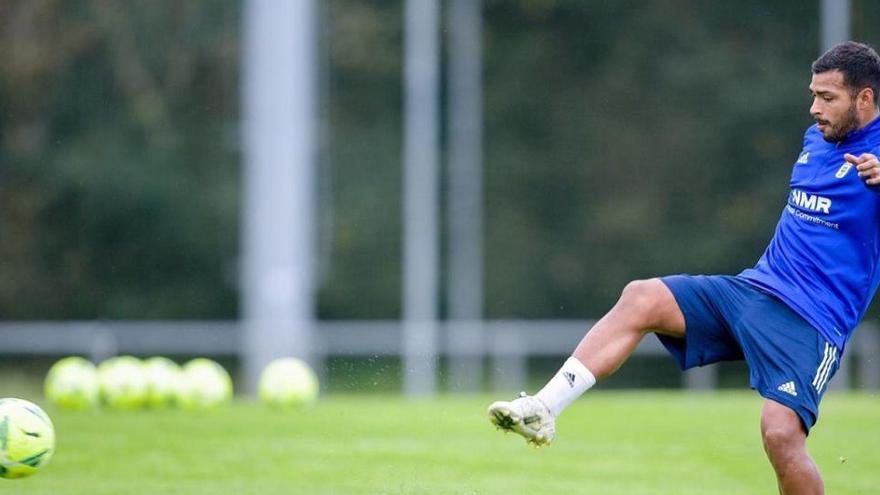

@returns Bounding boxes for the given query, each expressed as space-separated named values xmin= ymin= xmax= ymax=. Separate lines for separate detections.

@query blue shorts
xmin=658 ymin=274 xmax=840 ymax=432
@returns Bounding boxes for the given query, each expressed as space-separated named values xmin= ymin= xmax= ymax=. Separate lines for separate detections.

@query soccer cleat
xmin=487 ymin=392 xmax=555 ymax=447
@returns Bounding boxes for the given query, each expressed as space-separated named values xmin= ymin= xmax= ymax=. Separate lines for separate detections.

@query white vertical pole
xmin=820 ymin=0 xmax=850 ymax=53
xmin=447 ymin=0 xmax=484 ymax=392
xmin=403 ymin=0 xmax=441 ymax=396
xmin=241 ymin=0 xmax=317 ymax=393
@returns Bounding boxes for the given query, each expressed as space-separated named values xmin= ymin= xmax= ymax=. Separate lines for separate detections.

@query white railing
xmin=1 ymin=320 xmax=877 ymax=392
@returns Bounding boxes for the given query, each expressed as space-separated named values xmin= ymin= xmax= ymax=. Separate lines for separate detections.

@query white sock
xmin=534 ymin=356 xmax=596 ymax=418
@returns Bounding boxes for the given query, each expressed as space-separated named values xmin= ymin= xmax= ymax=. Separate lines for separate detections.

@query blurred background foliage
xmin=2 ymin=0 xmax=879 ymax=321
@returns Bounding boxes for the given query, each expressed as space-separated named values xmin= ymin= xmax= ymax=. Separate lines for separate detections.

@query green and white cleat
xmin=488 ymin=392 xmax=555 ymax=447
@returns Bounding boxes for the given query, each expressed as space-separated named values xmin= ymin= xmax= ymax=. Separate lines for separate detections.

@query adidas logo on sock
xmin=777 ymin=381 xmax=797 ymax=397
xmin=563 ymin=371 xmax=576 ymax=388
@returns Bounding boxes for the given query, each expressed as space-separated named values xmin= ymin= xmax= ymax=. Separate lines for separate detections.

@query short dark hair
xmin=812 ymin=41 xmax=880 ymax=106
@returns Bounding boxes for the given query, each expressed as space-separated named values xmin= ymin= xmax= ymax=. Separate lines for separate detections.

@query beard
xmin=820 ymin=102 xmax=859 ymax=142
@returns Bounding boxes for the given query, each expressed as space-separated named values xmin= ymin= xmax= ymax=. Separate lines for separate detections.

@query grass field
xmin=4 ymin=391 xmax=880 ymax=494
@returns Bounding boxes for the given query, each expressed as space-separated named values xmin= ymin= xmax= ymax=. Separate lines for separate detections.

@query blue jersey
xmin=739 ymin=116 xmax=880 ymax=351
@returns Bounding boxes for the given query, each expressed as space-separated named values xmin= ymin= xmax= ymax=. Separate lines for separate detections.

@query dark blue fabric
xmin=658 ymin=274 xmax=838 ymax=431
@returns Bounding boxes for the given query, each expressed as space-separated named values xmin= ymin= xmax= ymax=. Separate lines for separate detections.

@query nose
xmin=810 ymin=98 xmax=822 ymax=119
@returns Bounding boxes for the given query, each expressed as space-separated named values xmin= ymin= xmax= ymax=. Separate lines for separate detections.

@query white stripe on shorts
xmin=812 ymin=343 xmax=837 ymax=393
xmin=818 ymin=347 xmax=838 ymax=393
xmin=812 ymin=343 xmax=831 ymax=389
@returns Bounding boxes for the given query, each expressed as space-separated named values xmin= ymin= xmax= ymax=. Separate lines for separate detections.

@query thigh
xmin=656 ymin=275 xmax=747 ymax=370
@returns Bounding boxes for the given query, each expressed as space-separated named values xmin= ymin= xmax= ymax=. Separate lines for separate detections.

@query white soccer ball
xmin=177 ymin=358 xmax=233 ymax=410
xmin=0 ymin=398 xmax=55 ymax=479
xmin=44 ymin=356 xmax=99 ymax=410
xmin=142 ymin=357 xmax=182 ymax=409
xmin=97 ymin=356 xmax=148 ymax=410
xmin=258 ymin=358 xmax=319 ymax=408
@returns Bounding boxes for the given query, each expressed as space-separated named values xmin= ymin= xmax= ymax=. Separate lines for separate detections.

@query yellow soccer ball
xmin=97 ymin=356 xmax=148 ymax=410
xmin=44 ymin=356 xmax=99 ymax=410
xmin=0 ymin=398 xmax=55 ymax=479
xmin=177 ymin=358 xmax=233 ymax=410
xmin=258 ymin=358 xmax=319 ymax=408
xmin=143 ymin=357 xmax=182 ymax=409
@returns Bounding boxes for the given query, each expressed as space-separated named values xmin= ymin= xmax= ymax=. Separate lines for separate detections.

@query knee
xmin=619 ymin=279 xmax=656 ymax=309
xmin=762 ymin=425 xmax=799 ymax=456
xmin=616 ymin=279 xmax=666 ymax=328
xmin=761 ymin=414 xmax=805 ymax=460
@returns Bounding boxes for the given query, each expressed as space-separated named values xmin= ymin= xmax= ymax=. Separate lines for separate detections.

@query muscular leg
xmin=489 ymin=278 xmax=687 ymax=444
xmin=572 ymin=278 xmax=686 ymax=379
xmin=761 ymin=400 xmax=824 ymax=495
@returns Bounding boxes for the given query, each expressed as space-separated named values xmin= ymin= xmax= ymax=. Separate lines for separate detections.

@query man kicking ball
xmin=488 ymin=41 xmax=880 ymax=495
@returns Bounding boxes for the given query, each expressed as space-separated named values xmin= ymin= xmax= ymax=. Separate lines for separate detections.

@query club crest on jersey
xmin=835 ymin=162 xmax=852 ymax=178
xmin=796 ymin=151 xmax=809 ymax=164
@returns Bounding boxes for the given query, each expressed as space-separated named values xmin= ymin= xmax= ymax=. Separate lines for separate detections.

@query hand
xmin=844 ymin=153 xmax=880 ymax=187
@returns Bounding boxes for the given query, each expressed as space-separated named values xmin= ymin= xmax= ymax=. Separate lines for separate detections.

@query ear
xmin=858 ymin=87 xmax=876 ymax=109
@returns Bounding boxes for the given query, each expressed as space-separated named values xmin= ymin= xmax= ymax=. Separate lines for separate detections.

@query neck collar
xmin=844 ymin=113 xmax=880 ymax=142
